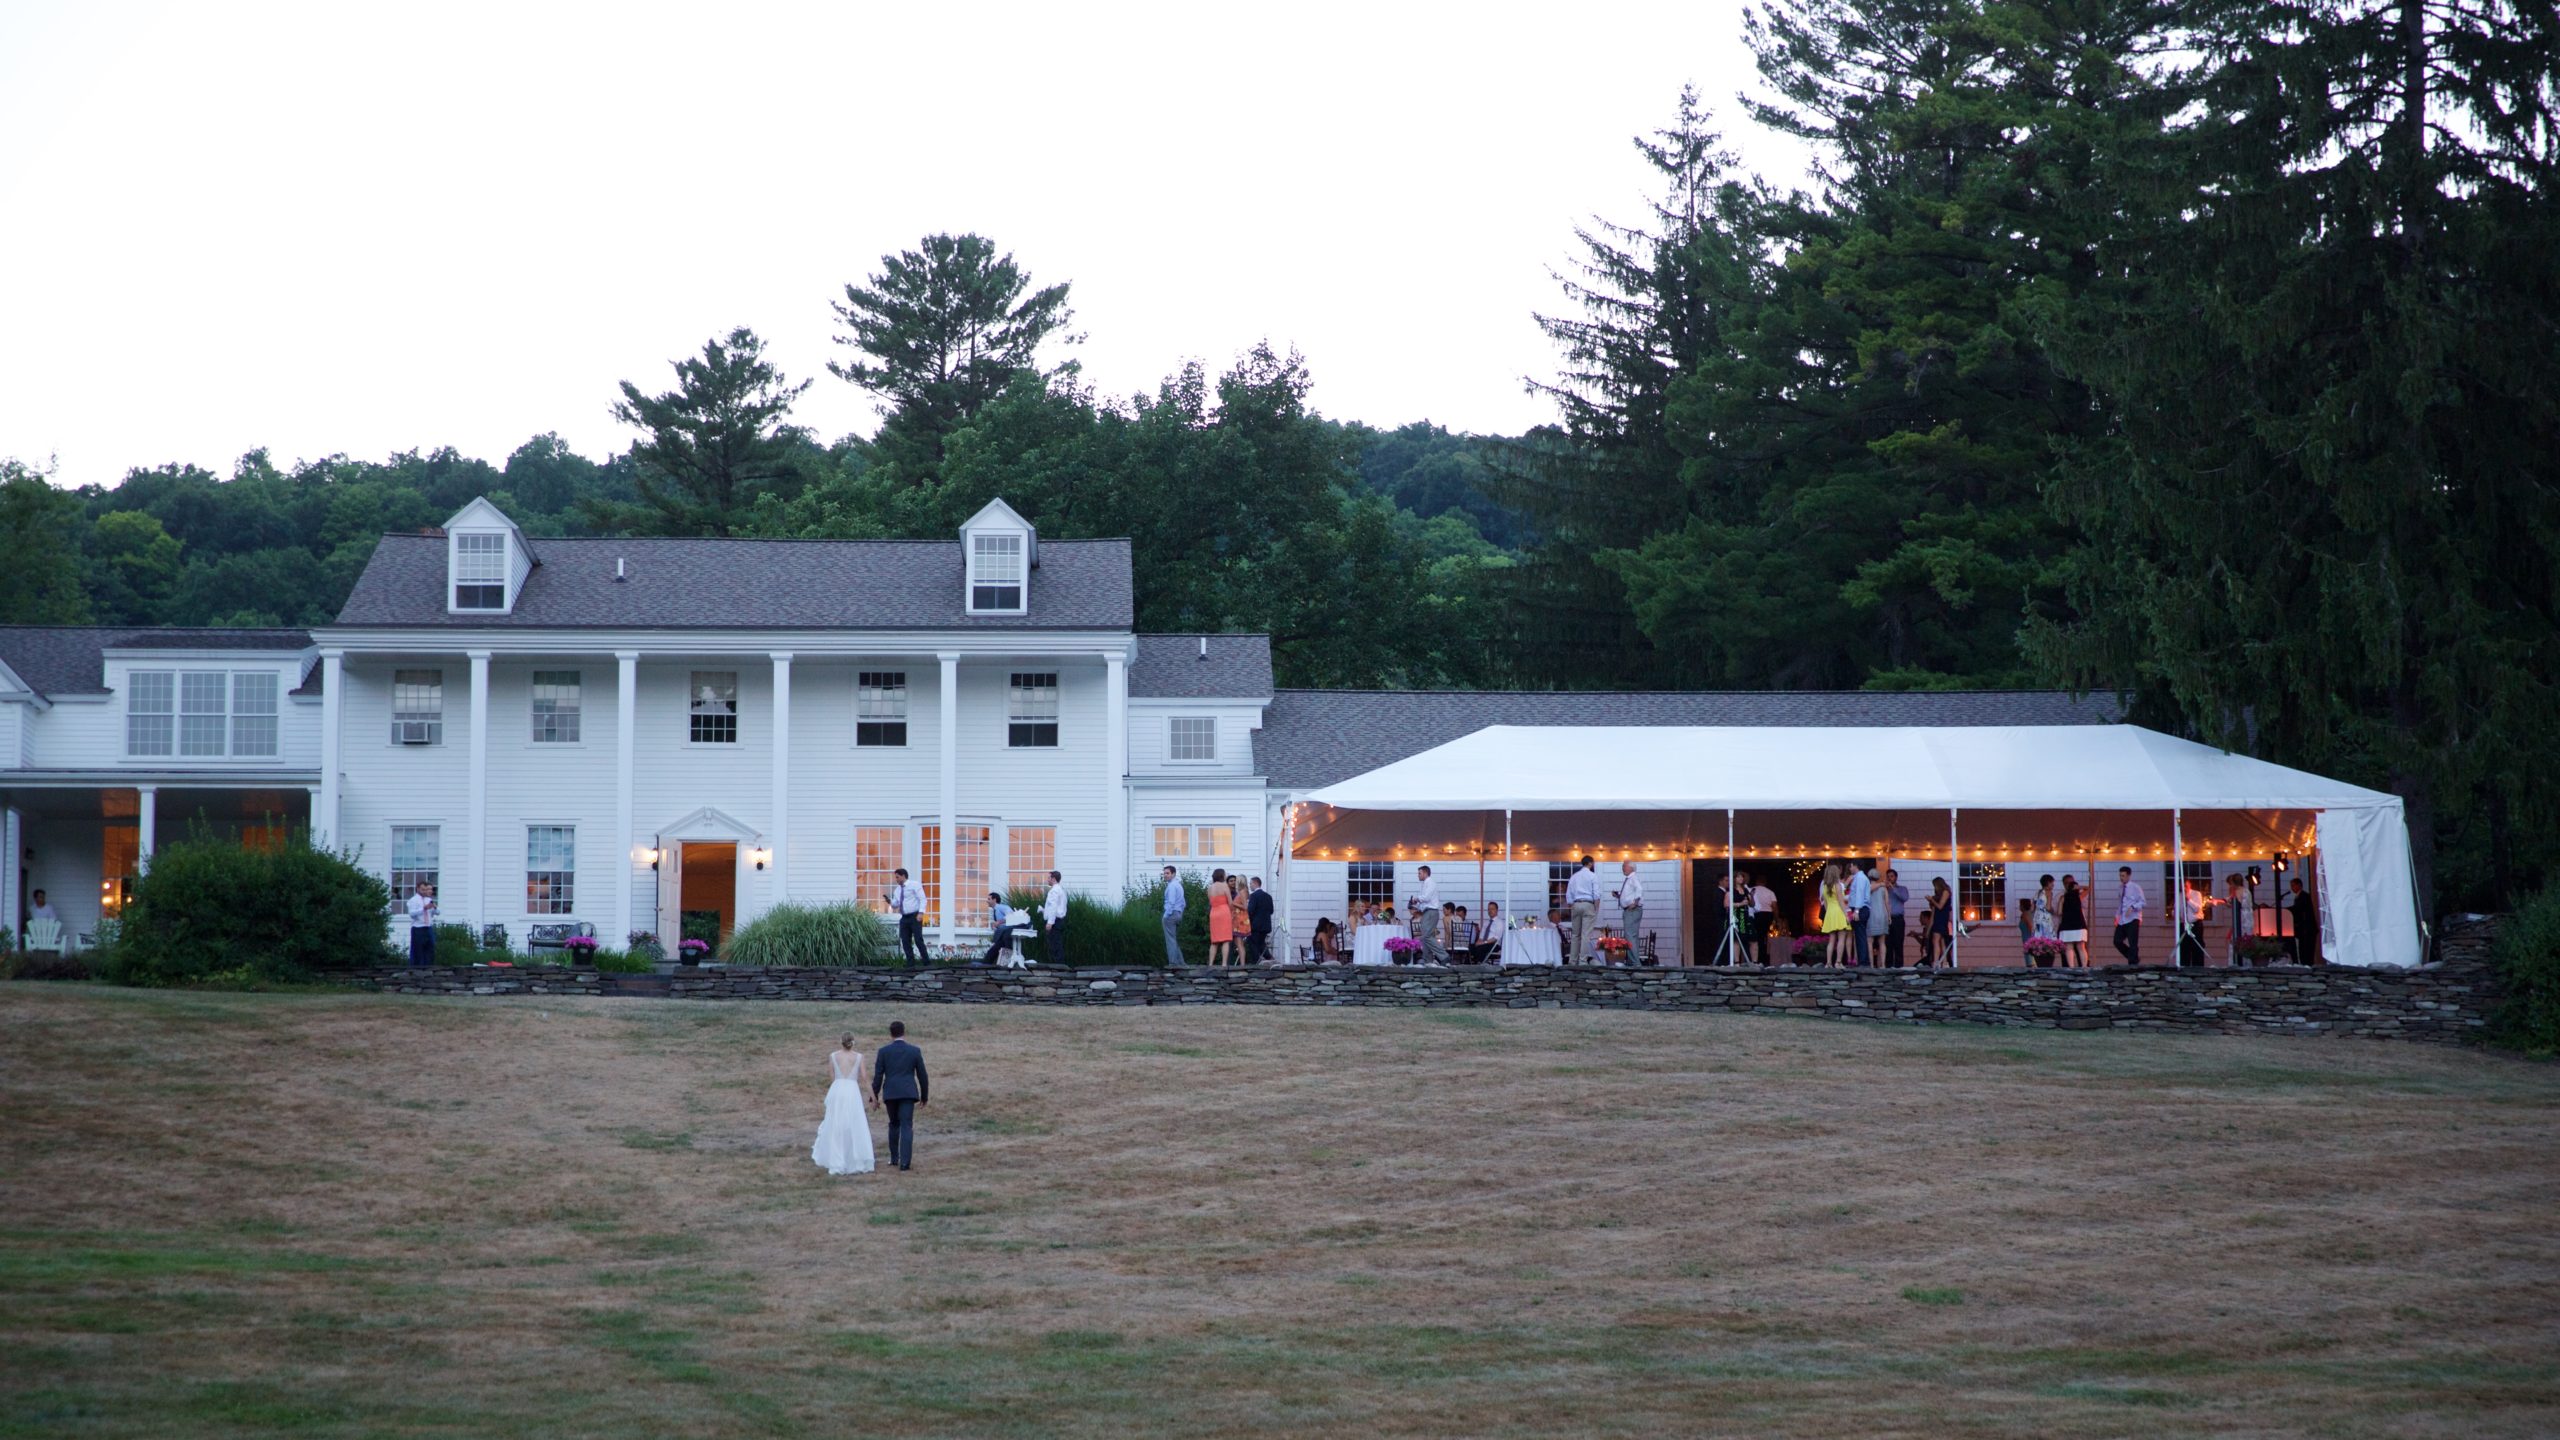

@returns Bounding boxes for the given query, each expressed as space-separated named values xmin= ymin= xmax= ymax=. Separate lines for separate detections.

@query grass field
xmin=2 ymin=984 xmax=2556 ymax=1438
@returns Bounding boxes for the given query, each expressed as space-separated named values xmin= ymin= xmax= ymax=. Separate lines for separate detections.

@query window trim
xmin=525 ymin=822 xmax=577 ymax=917
xmin=530 ymin=669 xmax=583 ymax=745
xmin=1006 ymin=671 xmax=1060 ymax=749
xmin=1166 ymin=715 xmax=1217 ymax=764
xmin=1148 ymin=821 xmax=1234 ymax=862
xmin=688 ymin=670 xmax=739 ymax=745
xmin=855 ymin=670 xmax=909 ymax=748
xmin=450 ymin=531 xmax=509 ymax=613
xmin=125 ymin=668 xmax=285 ymax=761
xmin=967 ymin=531 xmax=1028 ymax=615
xmin=389 ymin=824 xmax=441 ymax=904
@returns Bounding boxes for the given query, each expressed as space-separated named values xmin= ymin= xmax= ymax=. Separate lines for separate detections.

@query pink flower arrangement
xmin=2022 ymin=936 xmax=2066 ymax=964
xmin=679 ymin=937 xmax=713 ymax=959
xmin=564 ymin=935 xmax=600 ymax=956
xmin=1382 ymin=936 xmax=1420 ymax=956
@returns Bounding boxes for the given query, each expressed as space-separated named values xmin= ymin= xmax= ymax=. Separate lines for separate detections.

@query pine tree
xmin=594 ymin=328 xmax=813 ymax=537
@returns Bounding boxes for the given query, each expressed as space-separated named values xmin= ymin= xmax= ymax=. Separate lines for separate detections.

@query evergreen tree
xmin=828 ymin=233 xmax=1076 ymax=483
xmin=594 ymin=327 xmax=814 ymax=537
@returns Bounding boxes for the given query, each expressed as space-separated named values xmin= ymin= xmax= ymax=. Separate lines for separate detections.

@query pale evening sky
xmin=0 ymin=1 xmax=1808 ymax=491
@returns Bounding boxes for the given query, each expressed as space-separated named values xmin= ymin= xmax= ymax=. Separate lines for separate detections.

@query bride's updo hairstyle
xmin=840 ymin=1033 xmax=855 ymax=1050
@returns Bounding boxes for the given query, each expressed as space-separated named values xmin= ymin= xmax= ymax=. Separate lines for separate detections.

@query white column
xmin=1104 ymin=650 xmax=1129 ymax=894
xmin=1948 ymin=809 xmax=1962 ymax=968
xmin=937 ymin=651 xmax=960 ymax=947
xmin=316 ymin=650 xmax=343 ymax=848
xmin=137 ymin=785 xmax=157 ymax=873
xmin=466 ymin=651 xmax=490 ymax=932
xmin=615 ymin=651 xmax=638 ymax=947
xmin=768 ymin=651 xmax=792 ymax=907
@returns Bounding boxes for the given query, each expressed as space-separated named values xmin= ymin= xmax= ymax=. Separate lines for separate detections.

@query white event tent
xmin=1293 ymin=725 xmax=2422 ymax=968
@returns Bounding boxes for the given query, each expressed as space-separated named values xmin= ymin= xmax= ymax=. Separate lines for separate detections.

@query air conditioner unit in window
xmin=393 ymin=722 xmax=438 ymax=746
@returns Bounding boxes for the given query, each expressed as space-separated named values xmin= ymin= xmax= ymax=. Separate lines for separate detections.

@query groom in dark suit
xmin=871 ymin=1020 xmax=928 ymax=1171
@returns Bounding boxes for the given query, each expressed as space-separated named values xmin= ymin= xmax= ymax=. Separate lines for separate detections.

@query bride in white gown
xmin=811 ymin=1034 xmax=878 ymax=1175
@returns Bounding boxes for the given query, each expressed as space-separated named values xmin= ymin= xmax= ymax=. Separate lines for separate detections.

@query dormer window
xmin=969 ymin=532 xmax=1025 ymax=613
xmin=453 ymin=533 xmax=507 ymax=610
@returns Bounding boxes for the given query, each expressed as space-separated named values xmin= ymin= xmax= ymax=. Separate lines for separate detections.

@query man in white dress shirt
xmin=1041 ymin=869 xmax=1069 ymax=966
xmin=889 ymin=867 xmax=929 ymax=965
xmin=1846 ymin=861 xmax=1875 ymax=965
xmin=1565 ymin=856 xmax=1601 ymax=964
xmin=403 ymin=882 xmax=436 ymax=967
xmin=1612 ymin=862 xmax=1644 ymax=965
xmin=1410 ymin=865 xmax=1439 ymax=914
xmin=2112 ymin=866 xmax=2146 ymax=966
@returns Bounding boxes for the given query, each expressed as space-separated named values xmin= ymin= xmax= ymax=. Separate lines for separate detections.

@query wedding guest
xmin=1565 ymin=856 xmax=1601 ymax=963
xmin=891 ymin=868 xmax=929 ymax=965
xmin=1205 ymin=868 xmax=1235 ymax=967
xmin=403 ymin=882 xmax=436 ymax=968
xmin=29 ymin=888 xmax=59 ymax=924
xmin=1747 ymin=871 xmax=1777 ymax=965
xmin=1819 ymin=863 xmax=1851 ymax=967
xmin=1613 ymin=862 xmax=1644 ymax=962
xmin=981 ymin=892 xmax=1021 ymax=965
xmin=1246 ymin=877 xmax=1274 ymax=964
xmin=2112 ymin=866 xmax=2145 ymax=966
xmin=2058 ymin=875 xmax=2089 ymax=967
xmin=2180 ymin=878 xmax=2212 ymax=966
xmin=2287 ymin=877 xmax=2320 ymax=964
xmin=1160 ymin=866 xmax=1187 ymax=967
xmin=1228 ymin=873 xmax=1249 ymax=961
xmin=2034 ymin=875 xmax=2059 ymax=947
xmin=1041 ymin=869 xmax=1068 ymax=966
xmin=2225 ymin=874 xmax=2255 ymax=965
xmin=1922 ymin=877 xmax=1954 ymax=966
xmin=1882 ymin=868 xmax=1910 ymax=967
xmin=1472 ymin=902 xmax=1504 ymax=963
xmin=1846 ymin=860 xmax=1875 ymax=963
xmin=1312 ymin=916 xmax=1342 ymax=964
xmin=2016 ymin=890 xmax=2037 ymax=955
xmin=1411 ymin=864 xmax=1440 ymax=916
xmin=1863 ymin=877 xmax=1891 ymax=966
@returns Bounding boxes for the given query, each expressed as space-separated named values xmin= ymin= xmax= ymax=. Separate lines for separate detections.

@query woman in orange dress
xmin=1206 ymin=867 xmax=1234 ymax=966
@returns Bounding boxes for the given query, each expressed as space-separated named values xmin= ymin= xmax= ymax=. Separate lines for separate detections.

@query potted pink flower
xmin=564 ymin=935 xmax=600 ymax=961
xmin=678 ymin=937 xmax=713 ymax=966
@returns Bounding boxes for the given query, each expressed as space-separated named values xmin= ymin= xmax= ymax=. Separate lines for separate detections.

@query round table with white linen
xmin=1351 ymin=925 xmax=1403 ymax=966
xmin=1504 ymin=927 xmax=1564 ymax=967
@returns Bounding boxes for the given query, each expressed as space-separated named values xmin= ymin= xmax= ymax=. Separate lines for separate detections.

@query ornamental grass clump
xmin=723 ymin=903 xmax=893 ymax=968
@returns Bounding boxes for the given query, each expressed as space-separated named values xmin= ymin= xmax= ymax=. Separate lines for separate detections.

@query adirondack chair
xmin=22 ymin=918 xmax=66 ymax=954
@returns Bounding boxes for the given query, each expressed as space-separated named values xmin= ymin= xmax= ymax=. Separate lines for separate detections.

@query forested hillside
xmin=2 ymin=0 xmax=2551 ymax=910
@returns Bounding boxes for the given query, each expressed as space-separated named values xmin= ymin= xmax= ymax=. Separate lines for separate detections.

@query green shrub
xmin=2490 ymin=888 xmax=2560 ymax=1056
xmin=107 ymin=829 xmax=391 ymax=986
xmin=1 ymin=948 xmax=95 ymax=981
xmin=726 ymin=903 xmax=894 ymax=968
xmin=431 ymin=922 xmax=504 ymax=966
xmin=585 ymin=947 xmax=654 ymax=974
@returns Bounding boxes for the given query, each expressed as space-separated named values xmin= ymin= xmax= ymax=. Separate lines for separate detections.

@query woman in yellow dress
xmin=1818 ymin=861 xmax=1851 ymax=967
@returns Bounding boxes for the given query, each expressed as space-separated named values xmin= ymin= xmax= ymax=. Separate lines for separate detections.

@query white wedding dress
xmin=811 ymin=1051 xmax=877 ymax=1175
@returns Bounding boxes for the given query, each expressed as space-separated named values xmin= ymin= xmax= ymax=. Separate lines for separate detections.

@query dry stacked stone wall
xmin=341 ymin=919 xmax=2502 ymax=1043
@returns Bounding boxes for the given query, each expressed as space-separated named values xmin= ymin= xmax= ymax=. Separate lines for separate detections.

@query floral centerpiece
xmin=2022 ymin=936 xmax=2066 ymax=966
xmin=1382 ymin=935 xmax=1420 ymax=961
xmin=1596 ymin=935 xmax=1632 ymax=961
xmin=678 ymin=937 xmax=713 ymax=964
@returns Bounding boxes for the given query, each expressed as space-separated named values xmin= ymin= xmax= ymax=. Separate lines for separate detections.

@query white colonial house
xmin=8 ymin=495 xmax=2213 ymax=966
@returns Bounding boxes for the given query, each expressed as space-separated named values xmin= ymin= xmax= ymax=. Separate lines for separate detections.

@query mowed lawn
xmin=2 ymin=987 xmax=2556 ymax=1439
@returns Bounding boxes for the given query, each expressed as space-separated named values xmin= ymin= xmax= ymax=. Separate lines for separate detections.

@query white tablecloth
xmin=1352 ymin=925 xmax=1402 ymax=966
xmin=1505 ymin=928 xmax=1563 ymax=967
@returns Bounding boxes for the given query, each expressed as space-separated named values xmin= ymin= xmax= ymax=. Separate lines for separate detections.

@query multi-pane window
xmin=855 ymin=827 xmax=905 ymax=916
xmin=1958 ymin=861 xmax=2009 ymax=924
xmin=530 ymin=671 xmax=581 ymax=743
xmin=954 ymin=825 xmax=992 ymax=928
xmin=689 ymin=671 xmax=737 ymax=744
xmin=179 ymin=672 xmax=227 ymax=756
xmin=2165 ymin=861 xmax=2216 ymax=928
xmin=1152 ymin=825 xmax=1191 ymax=859
xmin=392 ymin=669 xmax=444 ymax=745
xmin=1197 ymin=826 xmax=1234 ymax=859
xmin=1007 ymin=672 xmax=1059 ymax=747
xmin=1168 ymin=716 xmax=1216 ymax=762
xmin=1151 ymin=824 xmax=1232 ymax=860
xmin=1347 ymin=861 xmax=1396 ymax=911
xmin=390 ymin=826 xmax=439 ymax=901
xmin=452 ymin=532 xmax=506 ymax=609
xmin=1006 ymin=826 xmax=1055 ymax=897
xmin=1548 ymin=862 xmax=1578 ymax=914
xmin=526 ymin=826 xmax=575 ymax=914
xmin=917 ymin=825 xmax=944 ymax=926
xmin=126 ymin=671 xmax=279 ymax=758
xmin=856 ymin=671 xmax=908 ymax=747
xmin=126 ymin=671 xmax=174 ymax=756
xmin=230 ymin=672 xmax=278 ymax=757
xmin=969 ymin=532 xmax=1025 ymax=612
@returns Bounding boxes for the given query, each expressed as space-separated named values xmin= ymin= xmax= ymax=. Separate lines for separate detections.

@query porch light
xmin=750 ymin=847 xmax=772 ymax=871
xmin=637 ymin=846 xmax=661 ymax=870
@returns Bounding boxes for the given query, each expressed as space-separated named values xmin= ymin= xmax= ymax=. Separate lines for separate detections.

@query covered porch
xmin=4 ymin=774 xmax=316 ymax=950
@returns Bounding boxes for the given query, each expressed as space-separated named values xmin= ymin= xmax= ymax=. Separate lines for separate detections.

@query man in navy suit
xmin=1245 ymin=876 xmax=1275 ymax=964
xmin=871 ymin=1020 xmax=929 ymax=1171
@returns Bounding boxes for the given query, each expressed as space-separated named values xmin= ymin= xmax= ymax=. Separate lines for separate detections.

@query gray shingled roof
xmin=1129 ymin=634 xmax=1273 ymax=699
xmin=333 ymin=534 xmax=1133 ymax=630
xmin=1256 ymin=689 xmax=2125 ymax=790
xmin=0 ymin=627 xmax=313 ymax=698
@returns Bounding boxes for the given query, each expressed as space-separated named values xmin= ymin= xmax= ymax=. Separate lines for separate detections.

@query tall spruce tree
xmin=2026 ymin=0 xmax=2560 ymax=909
xmin=594 ymin=327 xmax=814 ymax=538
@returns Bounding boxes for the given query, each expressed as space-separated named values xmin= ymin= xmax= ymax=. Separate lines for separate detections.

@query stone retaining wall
xmin=339 ymin=919 xmax=2501 ymax=1042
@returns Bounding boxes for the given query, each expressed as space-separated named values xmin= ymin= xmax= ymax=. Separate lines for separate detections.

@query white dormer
xmin=961 ymin=498 xmax=1035 ymax=615
xmin=444 ymin=497 xmax=534 ymax=615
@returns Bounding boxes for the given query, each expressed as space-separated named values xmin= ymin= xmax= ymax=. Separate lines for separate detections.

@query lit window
xmin=1007 ymin=672 xmax=1058 ymax=748
xmin=1006 ymin=826 xmax=1055 ymax=897
xmin=855 ymin=827 xmax=904 ymax=916
xmin=230 ymin=672 xmax=278 ymax=757
xmin=1153 ymin=825 xmax=1191 ymax=859
xmin=917 ymin=824 xmax=943 ymax=925
xmin=526 ymin=825 xmax=576 ymax=914
xmin=689 ymin=671 xmax=737 ymax=744
xmin=1149 ymin=824 xmax=1232 ymax=861
xmin=969 ymin=532 xmax=1025 ymax=612
xmin=179 ymin=672 xmax=227 ymax=757
xmin=1959 ymin=862 xmax=2009 ymax=924
xmin=392 ymin=669 xmax=444 ymax=746
xmin=531 ymin=670 xmax=581 ymax=743
xmin=955 ymin=825 xmax=991 ymax=928
xmin=1168 ymin=716 xmax=1215 ymax=762
xmin=391 ymin=826 xmax=440 ymax=901
xmin=1347 ymin=861 xmax=1395 ymax=910
xmin=453 ymin=532 xmax=506 ymax=610
xmin=1548 ymin=862 xmax=1577 ymax=914
xmin=126 ymin=671 xmax=174 ymax=756
xmin=857 ymin=671 xmax=908 ymax=747
xmin=1197 ymin=826 xmax=1234 ymax=859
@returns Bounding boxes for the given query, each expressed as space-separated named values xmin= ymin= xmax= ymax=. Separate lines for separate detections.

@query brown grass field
xmin=2 ymin=983 xmax=2556 ymax=1438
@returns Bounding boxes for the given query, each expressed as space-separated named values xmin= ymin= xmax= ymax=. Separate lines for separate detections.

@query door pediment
xmin=656 ymin=806 xmax=762 ymax=844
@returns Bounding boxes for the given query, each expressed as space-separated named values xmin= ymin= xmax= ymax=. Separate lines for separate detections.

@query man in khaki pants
xmin=1565 ymin=855 xmax=1600 ymax=964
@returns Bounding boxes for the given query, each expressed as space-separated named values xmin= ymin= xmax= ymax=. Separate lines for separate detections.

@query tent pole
xmin=2173 ymin=807 xmax=2184 ymax=968
xmin=1725 ymin=808 xmax=1737 ymax=967
xmin=1948 ymin=808 xmax=1961 ymax=969
xmin=1502 ymin=809 xmax=1512 ymax=949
